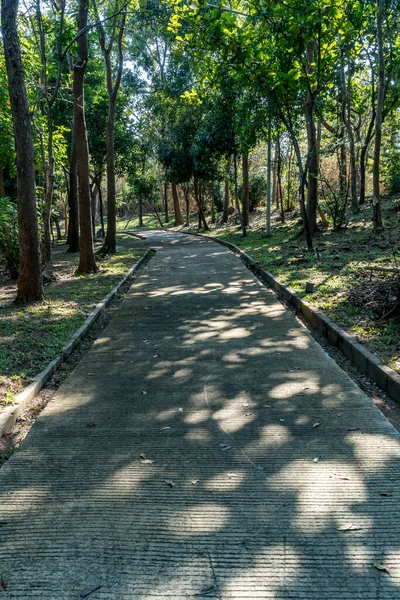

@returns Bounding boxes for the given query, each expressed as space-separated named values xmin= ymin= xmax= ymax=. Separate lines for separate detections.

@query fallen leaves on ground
xmin=373 ymin=562 xmax=390 ymax=575
xmin=337 ymin=524 xmax=361 ymax=532
xmin=139 ymin=453 xmax=155 ymax=464
xmin=80 ymin=585 xmax=102 ymax=598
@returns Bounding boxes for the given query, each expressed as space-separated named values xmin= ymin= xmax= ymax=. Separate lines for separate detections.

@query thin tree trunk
xmin=103 ymin=99 xmax=118 ymax=250
xmin=35 ymin=0 xmax=65 ymax=272
xmin=372 ymin=0 xmax=384 ymax=231
xmin=233 ymin=151 xmax=241 ymax=223
xmin=266 ymin=124 xmax=272 ymax=236
xmin=67 ymin=125 xmax=79 ymax=252
xmin=340 ymin=50 xmax=358 ymax=212
xmin=0 ymin=167 xmax=4 ymax=197
xmin=164 ymin=181 xmax=169 ymax=223
xmin=242 ymin=151 xmax=249 ymax=236
xmin=74 ymin=0 xmax=97 ymax=273
xmin=94 ymin=4 xmax=126 ymax=254
xmin=305 ymin=42 xmax=318 ymax=232
xmin=90 ymin=175 xmax=99 ymax=237
xmin=280 ymin=109 xmax=313 ymax=251
xmin=184 ymin=182 xmax=190 ymax=227
xmin=223 ymin=157 xmax=230 ymax=223
xmin=98 ymin=174 xmax=104 ymax=236
xmin=272 ymin=142 xmax=278 ymax=210
xmin=277 ymin=135 xmax=285 ymax=224
xmin=171 ymin=182 xmax=183 ymax=225
xmin=211 ymin=184 xmax=215 ymax=224
xmin=2 ymin=0 xmax=43 ymax=301
xmin=138 ymin=196 xmax=143 ymax=227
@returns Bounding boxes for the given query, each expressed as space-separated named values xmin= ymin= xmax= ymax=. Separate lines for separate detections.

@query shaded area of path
xmin=1 ymin=232 xmax=400 ymax=599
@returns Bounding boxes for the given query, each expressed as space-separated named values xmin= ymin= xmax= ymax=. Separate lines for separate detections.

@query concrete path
xmin=1 ymin=232 xmax=400 ymax=599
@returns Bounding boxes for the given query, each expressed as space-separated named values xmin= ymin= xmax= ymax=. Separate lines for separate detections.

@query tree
xmin=372 ymin=0 xmax=384 ymax=232
xmin=73 ymin=0 xmax=97 ymax=274
xmin=94 ymin=0 xmax=127 ymax=254
xmin=2 ymin=0 xmax=43 ymax=302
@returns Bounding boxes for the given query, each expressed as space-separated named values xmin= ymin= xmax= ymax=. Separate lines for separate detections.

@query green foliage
xmin=248 ymin=174 xmax=267 ymax=212
xmin=0 ymin=197 xmax=19 ymax=278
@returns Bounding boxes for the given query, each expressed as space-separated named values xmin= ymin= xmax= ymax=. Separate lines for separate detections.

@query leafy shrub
xmin=214 ymin=185 xmax=223 ymax=212
xmin=0 ymin=197 xmax=19 ymax=278
xmin=319 ymin=177 xmax=349 ymax=230
xmin=245 ymin=174 xmax=267 ymax=212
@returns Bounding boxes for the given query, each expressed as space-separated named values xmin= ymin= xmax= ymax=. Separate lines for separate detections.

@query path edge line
xmin=0 ymin=249 xmax=153 ymax=438
xmin=184 ymin=230 xmax=400 ymax=404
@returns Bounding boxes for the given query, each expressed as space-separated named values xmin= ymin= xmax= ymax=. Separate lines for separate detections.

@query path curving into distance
xmin=1 ymin=231 xmax=400 ymax=599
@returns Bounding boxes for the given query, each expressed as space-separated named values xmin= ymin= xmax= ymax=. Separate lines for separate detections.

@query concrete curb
xmin=185 ymin=230 xmax=400 ymax=404
xmin=0 ymin=249 xmax=153 ymax=438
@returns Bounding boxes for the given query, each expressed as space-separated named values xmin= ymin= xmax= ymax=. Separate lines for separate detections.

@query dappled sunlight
xmin=184 ymin=427 xmax=212 ymax=442
xmin=223 ymin=545 xmax=301 ymax=597
xmin=204 ymin=471 xmax=246 ymax=491
xmin=248 ymin=424 xmax=291 ymax=448
xmin=346 ymin=543 xmax=374 ymax=574
xmin=167 ymin=503 xmax=230 ymax=535
xmin=184 ymin=409 xmax=211 ymax=424
xmin=2 ymin=232 xmax=400 ymax=597
xmin=268 ymin=460 xmax=367 ymax=534
xmin=349 ymin=433 xmax=400 ymax=473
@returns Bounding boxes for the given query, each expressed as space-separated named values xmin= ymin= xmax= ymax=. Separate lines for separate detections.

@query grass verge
xmin=198 ymin=198 xmax=400 ymax=373
xmin=0 ymin=233 xmax=145 ymax=406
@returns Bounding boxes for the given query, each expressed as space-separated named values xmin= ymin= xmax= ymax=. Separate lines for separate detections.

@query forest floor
xmin=191 ymin=197 xmax=400 ymax=375
xmin=0 ymin=233 xmax=145 ymax=407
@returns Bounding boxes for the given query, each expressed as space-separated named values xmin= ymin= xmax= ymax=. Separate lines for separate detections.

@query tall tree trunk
xmin=281 ymin=109 xmax=313 ymax=251
xmin=184 ymin=182 xmax=190 ymax=227
xmin=0 ymin=167 xmax=4 ymax=197
xmin=272 ymin=142 xmax=278 ymax=210
xmin=305 ymin=94 xmax=318 ymax=232
xmin=164 ymin=181 xmax=169 ymax=223
xmin=171 ymin=182 xmax=183 ymax=225
xmin=277 ymin=135 xmax=285 ymax=224
xmin=373 ymin=0 xmax=384 ymax=231
xmin=97 ymin=174 xmax=105 ymax=237
xmin=67 ymin=125 xmax=79 ymax=252
xmin=138 ymin=196 xmax=143 ymax=227
xmin=340 ymin=50 xmax=358 ymax=212
xmin=90 ymin=175 xmax=99 ymax=237
xmin=35 ymin=0 xmax=65 ymax=272
xmin=304 ymin=42 xmax=318 ymax=232
xmin=241 ymin=151 xmax=249 ymax=236
xmin=74 ymin=0 xmax=97 ymax=273
xmin=266 ymin=123 xmax=272 ymax=236
xmin=223 ymin=157 xmax=230 ymax=223
xmin=339 ymin=125 xmax=348 ymax=201
xmin=211 ymin=184 xmax=215 ymax=224
xmin=103 ymin=99 xmax=117 ymax=251
xmin=95 ymin=5 xmax=126 ymax=254
xmin=233 ymin=151 xmax=241 ymax=223
xmin=2 ymin=0 xmax=43 ymax=302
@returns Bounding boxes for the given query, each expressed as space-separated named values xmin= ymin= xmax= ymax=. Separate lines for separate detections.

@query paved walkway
xmin=1 ymin=232 xmax=400 ymax=599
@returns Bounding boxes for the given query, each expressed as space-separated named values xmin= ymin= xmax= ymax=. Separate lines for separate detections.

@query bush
xmin=0 ymin=197 xmax=19 ymax=279
xmin=248 ymin=174 xmax=267 ymax=212
xmin=214 ymin=185 xmax=223 ymax=212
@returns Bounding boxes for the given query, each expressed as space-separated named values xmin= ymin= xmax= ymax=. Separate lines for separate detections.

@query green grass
xmin=201 ymin=199 xmax=400 ymax=372
xmin=0 ymin=233 xmax=145 ymax=405
xmin=116 ymin=213 xmax=175 ymax=230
